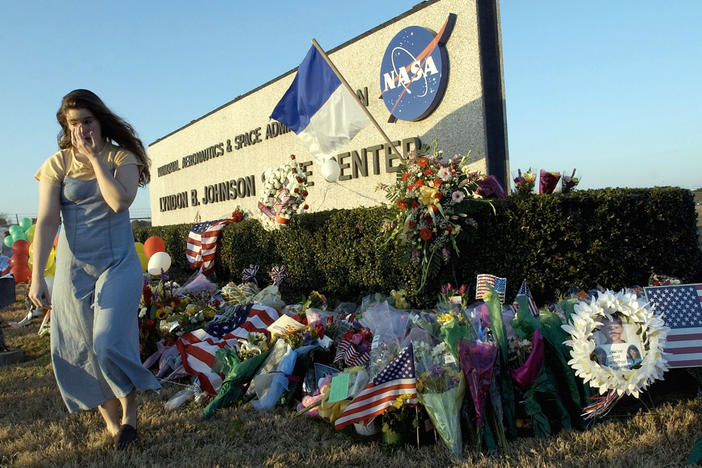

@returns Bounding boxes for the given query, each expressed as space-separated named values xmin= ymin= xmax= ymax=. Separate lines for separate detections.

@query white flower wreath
xmin=561 ymin=289 xmax=669 ymax=398
xmin=257 ymin=155 xmax=309 ymax=230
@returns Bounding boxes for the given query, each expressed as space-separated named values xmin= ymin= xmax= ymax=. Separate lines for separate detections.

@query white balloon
xmin=147 ymin=251 xmax=172 ymax=276
xmin=320 ymin=158 xmax=341 ymax=182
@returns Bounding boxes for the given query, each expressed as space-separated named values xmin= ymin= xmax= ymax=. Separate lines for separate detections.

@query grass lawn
xmin=1 ymin=284 xmax=701 ymax=468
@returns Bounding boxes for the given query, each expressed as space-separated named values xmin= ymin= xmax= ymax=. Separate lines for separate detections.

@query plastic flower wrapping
xmin=380 ymin=140 xmax=481 ymax=290
xmin=539 ymin=169 xmax=561 ymax=194
xmin=475 ymin=175 xmax=506 ymax=199
xmin=414 ymin=340 xmax=465 ymax=460
xmin=257 ymin=154 xmax=309 ymax=230
xmin=201 ymin=331 xmax=274 ymax=419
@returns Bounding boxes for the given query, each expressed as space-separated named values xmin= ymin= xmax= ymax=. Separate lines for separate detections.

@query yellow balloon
xmin=44 ymin=249 xmax=56 ymax=277
xmin=134 ymin=242 xmax=145 ymax=254
xmin=26 ymin=224 xmax=36 ymax=244
xmin=27 ymin=245 xmax=56 ymax=276
xmin=28 ymin=246 xmax=56 ymax=277
xmin=137 ymin=251 xmax=148 ymax=272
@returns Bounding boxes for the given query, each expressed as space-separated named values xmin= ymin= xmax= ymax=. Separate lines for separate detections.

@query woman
xmin=626 ymin=345 xmax=642 ymax=367
xmin=29 ymin=89 xmax=160 ymax=450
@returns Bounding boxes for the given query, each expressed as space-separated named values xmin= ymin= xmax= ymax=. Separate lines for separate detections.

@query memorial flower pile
xmin=381 ymin=140 xmax=481 ymax=290
xmin=137 ymin=249 xmax=672 ymax=459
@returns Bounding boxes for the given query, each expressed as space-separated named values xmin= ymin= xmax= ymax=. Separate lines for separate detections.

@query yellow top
xmin=34 ymin=141 xmax=140 ymax=186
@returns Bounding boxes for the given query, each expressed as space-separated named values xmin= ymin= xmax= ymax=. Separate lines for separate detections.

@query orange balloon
xmin=12 ymin=239 xmax=30 ymax=255
xmin=53 ymin=233 xmax=59 ymax=249
xmin=11 ymin=264 xmax=31 ymax=283
xmin=143 ymin=236 xmax=166 ymax=258
xmin=10 ymin=253 xmax=29 ymax=267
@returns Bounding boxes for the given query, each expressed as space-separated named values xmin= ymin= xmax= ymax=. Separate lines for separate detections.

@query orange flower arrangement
xmin=380 ymin=140 xmax=482 ymax=290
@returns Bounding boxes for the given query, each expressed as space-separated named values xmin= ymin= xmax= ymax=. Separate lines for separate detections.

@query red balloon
xmin=143 ymin=236 xmax=166 ymax=259
xmin=9 ymin=253 xmax=29 ymax=267
xmin=11 ymin=239 xmax=30 ymax=255
xmin=11 ymin=264 xmax=31 ymax=283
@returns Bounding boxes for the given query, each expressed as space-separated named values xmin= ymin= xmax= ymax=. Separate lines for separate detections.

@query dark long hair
xmin=56 ymin=89 xmax=151 ymax=186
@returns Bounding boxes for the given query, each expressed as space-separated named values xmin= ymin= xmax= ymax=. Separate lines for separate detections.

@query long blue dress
xmin=51 ymin=176 xmax=161 ymax=412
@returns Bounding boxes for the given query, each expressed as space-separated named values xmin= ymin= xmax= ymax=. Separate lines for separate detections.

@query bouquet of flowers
xmin=257 ymin=154 xmax=309 ymax=230
xmin=138 ymin=275 xmax=183 ymax=360
xmin=414 ymin=340 xmax=465 ymax=460
xmin=201 ymin=332 xmax=273 ymax=419
xmin=159 ymin=289 xmax=220 ymax=338
xmin=436 ymin=282 xmax=469 ymax=313
xmin=539 ymin=170 xmax=561 ymax=194
xmin=513 ymin=168 xmax=536 ymax=196
xmin=560 ymin=169 xmax=579 ymax=193
xmin=457 ymin=338 xmax=498 ymax=443
xmin=381 ymin=394 xmax=418 ymax=445
xmin=380 ymin=140 xmax=481 ymax=290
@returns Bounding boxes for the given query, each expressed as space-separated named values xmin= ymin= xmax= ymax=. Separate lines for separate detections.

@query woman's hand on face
xmin=28 ymin=277 xmax=51 ymax=310
xmin=72 ymin=126 xmax=100 ymax=165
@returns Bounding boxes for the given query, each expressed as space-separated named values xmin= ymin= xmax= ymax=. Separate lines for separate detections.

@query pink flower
xmin=438 ymin=166 xmax=452 ymax=181
xmin=441 ymin=248 xmax=451 ymax=261
xmin=451 ymin=190 xmax=465 ymax=203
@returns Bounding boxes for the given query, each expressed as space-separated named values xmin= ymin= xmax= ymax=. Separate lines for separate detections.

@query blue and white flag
xmin=270 ymin=45 xmax=369 ymax=162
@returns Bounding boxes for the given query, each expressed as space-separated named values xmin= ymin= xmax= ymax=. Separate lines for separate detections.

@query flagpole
xmin=311 ymin=39 xmax=403 ymax=159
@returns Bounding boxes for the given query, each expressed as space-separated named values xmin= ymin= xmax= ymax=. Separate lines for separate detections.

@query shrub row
xmin=134 ymin=187 xmax=702 ymax=308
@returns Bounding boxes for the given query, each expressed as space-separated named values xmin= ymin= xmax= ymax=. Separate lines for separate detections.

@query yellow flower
xmin=393 ymin=394 xmax=412 ymax=409
xmin=155 ymin=307 xmax=170 ymax=320
xmin=204 ymin=307 xmax=216 ymax=320
xmin=390 ymin=289 xmax=409 ymax=310
xmin=437 ymin=313 xmax=454 ymax=325
xmin=418 ymin=185 xmax=439 ymax=206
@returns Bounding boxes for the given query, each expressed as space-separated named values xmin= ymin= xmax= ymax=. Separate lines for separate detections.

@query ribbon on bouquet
xmin=257 ymin=202 xmax=290 ymax=225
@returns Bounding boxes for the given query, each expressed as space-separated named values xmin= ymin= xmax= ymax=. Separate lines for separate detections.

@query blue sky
xmin=1 ymin=0 xmax=700 ymax=222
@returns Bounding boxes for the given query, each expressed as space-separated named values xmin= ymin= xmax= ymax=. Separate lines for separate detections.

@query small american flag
xmin=644 ymin=284 xmax=702 ymax=368
xmin=186 ymin=219 xmax=232 ymax=273
xmin=333 ymin=339 xmax=370 ymax=368
xmin=512 ymin=279 xmax=539 ymax=317
xmin=334 ymin=344 xmax=417 ymax=430
xmin=476 ymin=273 xmax=506 ymax=304
xmin=176 ymin=304 xmax=279 ymax=395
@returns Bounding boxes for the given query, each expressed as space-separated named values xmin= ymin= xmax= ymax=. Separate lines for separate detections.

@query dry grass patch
xmin=2 ymin=284 xmax=701 ymax=467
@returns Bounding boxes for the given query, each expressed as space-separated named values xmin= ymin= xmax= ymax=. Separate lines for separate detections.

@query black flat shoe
xmin=114 ymin=424 xmax=137 ymax=450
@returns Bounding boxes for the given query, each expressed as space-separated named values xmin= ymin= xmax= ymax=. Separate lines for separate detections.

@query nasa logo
xmin=379 ymin=14 xmax=455 ymax=121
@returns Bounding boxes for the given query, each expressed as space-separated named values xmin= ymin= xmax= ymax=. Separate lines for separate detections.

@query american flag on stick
xmin=334 ymin=344 xmax=417 ymax=430
xmin=512 ymin=279 xmax=539 ymax=317
xmin=186 ymin=218 xmax=232 ymax=273
xmin=476 ymin=273 xmax=506 ymax=304
xmin=176 ymin=304 xmax=280 ymax=395
xmin=644 ymin=283 xmax=702 ymax=368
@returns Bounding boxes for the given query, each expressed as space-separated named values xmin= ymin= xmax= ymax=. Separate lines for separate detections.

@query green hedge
xmin=134 ymin=187 xmax=702 ymax=308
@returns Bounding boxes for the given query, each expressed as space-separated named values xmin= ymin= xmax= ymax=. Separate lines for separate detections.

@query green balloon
xmin=19 ymin=217 xmax=32 ymax=230
xmin=12 ymin=231 xmax=27 ymax=241
xmin=3 ymin=236 xmax=12 ymax=248
xmin=8 ymin=225 xmax=21 ymax=236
